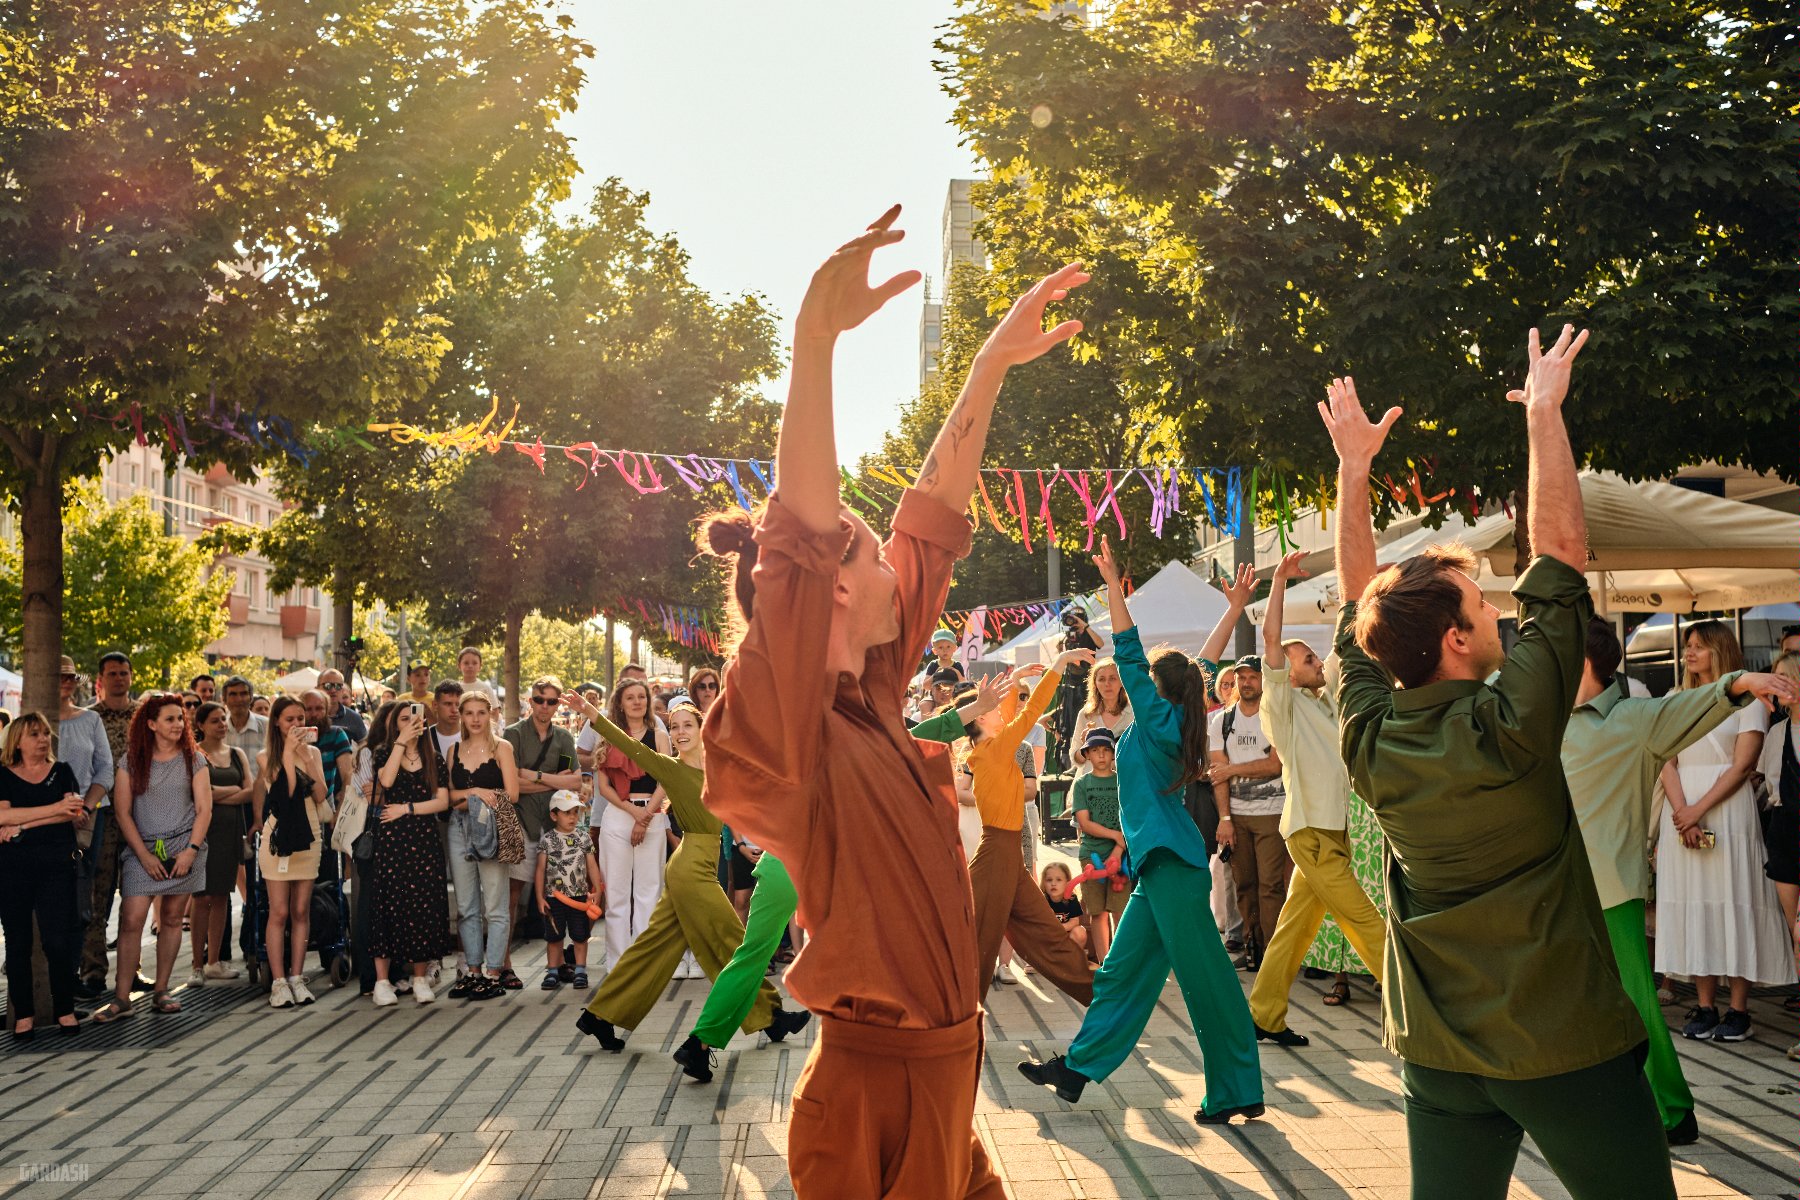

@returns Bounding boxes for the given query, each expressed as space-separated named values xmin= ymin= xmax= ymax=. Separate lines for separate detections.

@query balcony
xmin=280 ymin=605 xmax=320 ymax=640
xmin=204 ymin=463 xmax=235 ymax=486
xmin=225 ymin=595 xmax=249 ymax=626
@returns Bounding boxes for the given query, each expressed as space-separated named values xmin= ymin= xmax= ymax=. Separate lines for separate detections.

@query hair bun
xmin=700 ymin=511 xmax=755 ymax=558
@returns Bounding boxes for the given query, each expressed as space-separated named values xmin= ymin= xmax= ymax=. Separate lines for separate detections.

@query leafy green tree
xmin=0 ymin=1 xmax=590 ymax=713
xmin=938 ymin=0 xmax=1795 ymax=552
xmin=863 ymin=257 xmax=1196 ymax=631
xmin=266 ymin=181 xmax=781 ymax=719
xmin=0 ymin=483 xmax=230 ymax=683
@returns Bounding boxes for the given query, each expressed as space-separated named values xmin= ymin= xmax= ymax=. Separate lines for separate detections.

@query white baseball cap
xmin=549 ymin=790 xmax=585 ymax=812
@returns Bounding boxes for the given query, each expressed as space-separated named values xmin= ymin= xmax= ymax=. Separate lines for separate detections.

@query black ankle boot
xmin=672 ymin=1034 xmax=715 ymax=1083
xmin=1195 ymin=1101 xmax=1266 ymax=1126
xmin=1017 ymin=1054 xmax=1088 ymax=1102
xmin=764 ymin=1006 xmax=812 ymax=1043
xmin=576 ymin=1011 xmax=624 ymax=1052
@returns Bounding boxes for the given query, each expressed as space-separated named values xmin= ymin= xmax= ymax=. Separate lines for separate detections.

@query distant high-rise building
xmin=919 ymin=178 xmax=988 ymax=389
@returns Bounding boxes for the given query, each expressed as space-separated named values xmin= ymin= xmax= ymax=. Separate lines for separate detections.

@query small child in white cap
xmin=536 ymin=790 xmax=601 ymax=990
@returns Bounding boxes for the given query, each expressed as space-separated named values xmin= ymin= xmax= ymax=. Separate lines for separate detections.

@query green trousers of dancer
xmin=1603 ymin=899 xmax=1693 ymax=1130
xmin=1402 ymin=1043 xmax=1673 ymax=1200
xmin=691 ymin=851 xmax=798 ymax=1048
xmin=1064 ymin=850 xmax=1262 ymax=1116
xmin=584 ymin=829 xmax=781 ymax=1033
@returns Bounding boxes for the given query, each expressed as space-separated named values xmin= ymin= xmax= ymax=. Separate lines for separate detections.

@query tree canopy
xmin=0 ymin=0 xmax=591 ymax=713
xmin=937 ymin=0 xmax=1796 ymax=530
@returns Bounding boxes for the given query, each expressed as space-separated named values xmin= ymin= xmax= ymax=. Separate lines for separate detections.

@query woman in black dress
xmin=367 ymin=702 xmax=456 ymax=1006
xmin=0 ymin=713 xmax=90 ymax=1037
xmin=191 ymin=702 xmax=254 ymax=984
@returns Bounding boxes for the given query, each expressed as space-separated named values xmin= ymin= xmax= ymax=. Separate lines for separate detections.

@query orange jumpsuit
xmin=704 ymin=490 xmax=1004 ymax=1200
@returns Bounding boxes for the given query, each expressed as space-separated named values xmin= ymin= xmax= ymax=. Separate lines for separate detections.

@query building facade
xmin=919 ymin=178 xmax=988 ymax=389
xmin=97 ymin=442 xmax=324 ymax=665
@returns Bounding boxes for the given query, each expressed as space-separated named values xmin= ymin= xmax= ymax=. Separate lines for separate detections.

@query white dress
xmin=1653 ymin=703 xmax=1795 ymax=984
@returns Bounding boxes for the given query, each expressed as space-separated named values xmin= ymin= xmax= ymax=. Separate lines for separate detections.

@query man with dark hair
xmin=1561 ymin=617 xmax=1796 ymax=1144
xmin=1207 ymin=654 xmax=1288 ymax=968
xmin=190 ymin=673 xmax=216 ymax=703
xmin=1326 ymin=327 xmax=1679 ymax=1199
xmin=78 ymin=650 xmax=136 ymax=996
xmin=222 ymin=676 xmax=266 ymax=755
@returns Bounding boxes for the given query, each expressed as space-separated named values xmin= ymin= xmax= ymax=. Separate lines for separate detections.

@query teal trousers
xmin=691 ymin=852 xmax=798 ymax=1048
xmin=1603 ymin=899 xmax=1693 ymax=1130
xmin=1402 ymin=1044 xmax=1674 ymax=1200
xmin=1065 ymin=851 xmax=1262 ymax=1116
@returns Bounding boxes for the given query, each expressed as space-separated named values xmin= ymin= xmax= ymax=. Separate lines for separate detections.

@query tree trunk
xmin=1511 ymin=486 xmax=1531 ymax=579
xmin=17 ymin=436 xmax=65 ymax=719
xmin=629 ymin=628 xmax=641 ymax=674
xmin=603 ymin=617 xmax=616 ymax=693
xmin=331 ymin=569 xmax=354 ymax=676
xmin=503 ymin=608 xmax=523 ymax=725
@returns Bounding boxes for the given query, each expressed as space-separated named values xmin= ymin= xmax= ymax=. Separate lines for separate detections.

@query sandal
xmin=498 ymin=969 xmax=523 ymax=991
xmin=151 ymin=991 xmax=182 ymax=1014
xmin=1782 ymin=995 xmax=1800 ymax=1014
xmin=1322 ymin=981 xmax=1351 ymax=1007
xmin=92 ymin=998 xmax=135 ymax=1024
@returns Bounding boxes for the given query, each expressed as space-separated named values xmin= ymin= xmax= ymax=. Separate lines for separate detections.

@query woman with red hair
xmin=94 ymin=693 xmax=213 ymax=1020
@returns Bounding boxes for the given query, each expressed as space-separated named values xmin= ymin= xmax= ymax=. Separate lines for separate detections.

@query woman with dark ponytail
xmin=1018 ymin=535 xmax=1265 ymax=1128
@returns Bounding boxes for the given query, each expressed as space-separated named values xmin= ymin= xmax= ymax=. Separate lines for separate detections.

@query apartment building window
xmin=248 ymin=502 xmax=260 ymax=526
xmin=224 ymin=494 xmax=237 ymax=518
xmin=129 ymin=463 xmax=140 ymax=486
xmin=235 ymin=568 xmax=249 ymax=597
xmin=184 ymin=484 xmax=198 ymax=525
xmin=266 ymin=579 xmax=279 ymax=612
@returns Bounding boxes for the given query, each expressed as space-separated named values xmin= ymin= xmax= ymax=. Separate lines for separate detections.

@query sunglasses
xmin=691 ymin=681 xmax=719 ymax=692
xmin=530 ymin=696 xmax=560 ymax=707
xmin=182 ymin=700 xmax=199 ymax=708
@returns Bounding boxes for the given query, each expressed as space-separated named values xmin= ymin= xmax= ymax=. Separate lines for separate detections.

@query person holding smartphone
xmin=251 ymin=697 xmax=328 ymax=1010
xmin=501 ymin=677 xmax=583 ymax=987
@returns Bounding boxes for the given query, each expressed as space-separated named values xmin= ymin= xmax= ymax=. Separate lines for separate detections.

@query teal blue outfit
xmin=1062 ymin=627 xmax=1263 ymax=1116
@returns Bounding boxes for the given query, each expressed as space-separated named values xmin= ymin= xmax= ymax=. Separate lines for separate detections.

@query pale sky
xmin=560 ymin=1 xmax=981 ymax=464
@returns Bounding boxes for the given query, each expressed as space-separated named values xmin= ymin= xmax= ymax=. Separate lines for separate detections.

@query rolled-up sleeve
xmin=1492 ymin=556 xmax=1592 ymax=752
xmin=706 ymin=496 xmax=853 ymax=823
xmin=875 ymin=489 xmax=973 ymax=688
xmin=1334 ymin=603 xmax=1394 ymax=768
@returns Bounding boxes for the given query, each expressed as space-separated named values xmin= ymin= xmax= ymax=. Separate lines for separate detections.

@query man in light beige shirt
xmin=1560 ymin=617 xmax=1793 ymax=1145
xmin=1246 ymin=550 xmax=1386 ymax=1045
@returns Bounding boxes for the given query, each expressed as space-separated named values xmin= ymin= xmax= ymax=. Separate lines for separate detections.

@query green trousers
xmin=1064 ymin=851 xmax=1262 ymax=1116
xmin=585 ymin=832 xmax=780 ymax=1033
xmin=1603 ymin=899 xmax=1693 ymax=1130
xmin=1402 ymin=1044 xmax=1674 ymax=1200
xmin=692 ymin=852 xmax=797 ymax=1048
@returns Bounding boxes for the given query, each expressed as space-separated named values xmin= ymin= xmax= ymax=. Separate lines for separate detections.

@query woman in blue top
xmin=1018 ymin=537 xmax=1264 ymax=1126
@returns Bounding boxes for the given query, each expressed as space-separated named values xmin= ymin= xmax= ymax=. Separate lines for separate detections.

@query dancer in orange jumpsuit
xmin=701 ymin=206 xmax=1089 ymax=1199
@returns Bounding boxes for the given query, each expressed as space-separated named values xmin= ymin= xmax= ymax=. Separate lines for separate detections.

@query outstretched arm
xmin=1509 ymin=325 xmax=1590 ymax=573
xmin=778 ymin=206 xmax=923 ymax=534
xmin=1203 ymin=562 xmax=1258 ymax=666
xmin=1262 ymin=550 xmax=1306 ymax=662
xmin=1319 ymin=376 xmax=1403 ymax=602
xmin=1094 ymin=535 xmax=1133 ymax=635
xmin=914 ymin=263 xmax=1090 ymax=511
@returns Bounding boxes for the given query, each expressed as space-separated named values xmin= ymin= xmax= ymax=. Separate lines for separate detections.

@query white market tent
xmin=1254 ymin=473 xmax=1799 ymax=623
xmin=0 ymin=666 xmax=21 ymax=715
xmin=271 ymin=666 xmax=385 ymax=697
xmin=991 ymin=561 xmax=1233 ymax=666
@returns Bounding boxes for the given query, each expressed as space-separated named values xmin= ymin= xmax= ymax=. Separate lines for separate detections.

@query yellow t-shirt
xmin=966 ymin=671 xmax=1061 ymax=831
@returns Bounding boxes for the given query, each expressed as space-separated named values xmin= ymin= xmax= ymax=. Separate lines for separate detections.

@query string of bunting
xmin=103 ymin=397 xmax=1483 ymax=554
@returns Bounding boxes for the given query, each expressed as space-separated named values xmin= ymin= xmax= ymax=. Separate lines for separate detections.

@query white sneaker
xmin=393 ymin=976 xmax=412 ymax=994
xmin=372 ymin=980 xmax=398 ymax=1007
xmin=426 ymin=962 xmax=442 ymax=989
xmin=189 ymin=968 xmax=206 ymax=988
xmin=413 ymin=979 xmax=436 ymax=1005
xmin=269 ymin=977 xmax=294 ymax=1008
xmin=289 ymin=977 xmax=316 ymax=1006
xmin=204 ymin=962 xmax=241 ymax=981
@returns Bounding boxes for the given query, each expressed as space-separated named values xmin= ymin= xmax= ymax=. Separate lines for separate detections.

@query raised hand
xmin=1092 ymin=535 xmax=1123 ymax=587
xmin=1272 ymin=549 xmax=1309 ymax=584
xmin=1735 ymin=671 xmax=1800 ymax=713
xmin=977 ymin=262 xmax=1090 ymax=369
xmin=965 ymin=672 xmax=1008 ymax=719
xmin=1054 ymin=646 xmax=1098 ymax=675
xmin=1009 ymin=663 xmax=1049 ymax=689
xmin=1221 ymin=562 xmax=1258 ymax=610
xmin=1506 ymin=324 xmax=1589 ymax=412
xmin=1317 ymin=376 xmax=1402 ymax=466
xmin=794 ymin=206 xmax=922 ymax=341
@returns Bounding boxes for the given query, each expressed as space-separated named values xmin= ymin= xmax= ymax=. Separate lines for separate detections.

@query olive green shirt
xmin=1560 ymin=672 xmax=1748 ymax=910
xmin=1336 ymin=555 xmax=1642 ymax=1080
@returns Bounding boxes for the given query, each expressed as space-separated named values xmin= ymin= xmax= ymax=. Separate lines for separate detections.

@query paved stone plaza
xmin=2 ymin=922 xmax=1794 ymax=1199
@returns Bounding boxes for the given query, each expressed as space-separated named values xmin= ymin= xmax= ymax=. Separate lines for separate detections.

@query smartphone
xmin=297 ymin=726 xmax=319 ymax=745
xmin=407 ymin=702 xmax=424 ymax=721
xmin=1697 ymin=829 xmax=1716 ymax=850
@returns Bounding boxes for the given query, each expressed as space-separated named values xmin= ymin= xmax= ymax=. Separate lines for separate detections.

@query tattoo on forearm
xmin=919 ymin=402 xmax=977 ymax=491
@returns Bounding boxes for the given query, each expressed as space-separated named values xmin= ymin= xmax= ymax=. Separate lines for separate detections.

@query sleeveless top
xmin=205 ymin=746 xmax=248 ymax=791
xmin=266 ymin=761 xmax=318 ymax=855
xmin=628 ymin=725 xmax=659 ymax=795
xmin=450 ymin=744 xmax=505 ymax=793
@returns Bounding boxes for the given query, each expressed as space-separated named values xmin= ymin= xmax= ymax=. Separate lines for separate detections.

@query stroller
xmin=246 ymin=828 xmax=354 ymax=992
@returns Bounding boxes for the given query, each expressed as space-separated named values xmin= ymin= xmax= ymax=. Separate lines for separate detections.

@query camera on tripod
xmin=340 ymin=636 xmax=366 ymax=655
